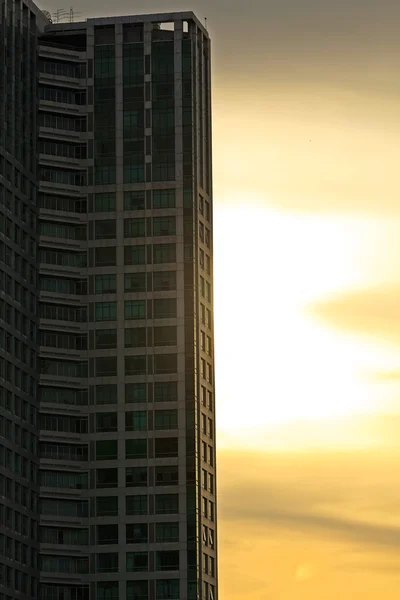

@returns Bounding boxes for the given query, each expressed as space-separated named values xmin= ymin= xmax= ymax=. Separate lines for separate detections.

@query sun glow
xmin=213 ymin=203 xmax=399 ymax=442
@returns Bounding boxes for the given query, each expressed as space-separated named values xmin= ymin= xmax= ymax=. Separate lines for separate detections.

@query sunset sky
xmin=42 ymin=0 xmax=400 ymax=596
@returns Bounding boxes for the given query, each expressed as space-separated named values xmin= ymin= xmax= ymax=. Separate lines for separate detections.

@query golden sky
xmin=41 ymin=0 xmax=400 ymax=596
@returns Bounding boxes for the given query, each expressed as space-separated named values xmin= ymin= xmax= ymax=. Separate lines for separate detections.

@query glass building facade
xmin=1 ymin=8 xmax=216 ymax=600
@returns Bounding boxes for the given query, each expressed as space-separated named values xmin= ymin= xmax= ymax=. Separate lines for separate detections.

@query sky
xmin=41 ymin=0 xmax=400 ymax=596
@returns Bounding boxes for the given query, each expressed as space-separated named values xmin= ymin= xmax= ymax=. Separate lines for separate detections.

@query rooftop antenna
xmin=52 ymin=8 xmax=68 ymax=23
xmin=69 ymin=7 xmax=81 ymax=22
xmin=204 ymin=17 xmax=208 ymax=30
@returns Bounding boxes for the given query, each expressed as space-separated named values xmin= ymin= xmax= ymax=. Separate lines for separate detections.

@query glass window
xmin=96 ymin=413 xmax=117 ymax=432
xmin=154 ymin=381 xmax=178 ymax=402
xmin=126 ymin=495 xmax=148 ymax=516
xmin=95 ymin=220 xmax=116 ymax=239
xmin=96 ymin=496 xmax=118 ymax=516
xmin=153 ymin=243 xmax=176 ymax=264
xmin=126 ymin=551 xmax=148 ymax=572
xmin=125 ymin=327 xmax=146 ymax=348
xmin=95 ymin=274 xmax=117 ymax=294
xmin=96 ymin=440 xmax=117 ymax=460
xmin=155 ymin=438 xmax=178 ymax=458
xmin=95 ymin=384 xmax=117 ymax=404
xmin=95 ymin=329 xmax=117 ymax=349
xmin=124 ymin=245 xmax=146 ymax=265
xmin=95 ymin=247 xmax=116 ymax=267
xmin=126 ymin=523 xmax=148 ymax=544
xmin=124 ymin=218 xmax=146 ymax=238
xmin=154 ymin=326 xmax=177 ymax=346
xmin=153 ymin=216 xmax=176 ymax=236
xmin=126 ymin=439 xmax=147 ymax=459
xmin=124 ymin=300 xmax=146 ymax=320
xmin=95 ymin=302 xmax=117 ymax=321
xmin=153 ymin=189 xmax=175 ymax=209
xmin=155 ymin=409 xmax=178 ymax=430
xmin=124 ymin=272 xmax=146 ymax=292
xmin=125 ymin=356 xmax=146 ymax=376
xmin=153 ymin=271 xmax=176 ymax=291
xmin=126 ymin=467 xmax=147 ymax=487
xmin=155 ymin=494 xmax=179 ymax=515
xmin=156 ymin=550 xmax=179 ymax=571
xmin=153 ymin=298 xmax=176 ymax=319
xmin=125 ymin=411 xmax=147 ymax=431
xmin=96 ymin=468 xmax=118 ymax=489
xmin=125 ymin=383 xmax=147 ymax=403
xmin=97 ymin=582 xmax=118 ymax=600
xmin=97 ymin=553 xmax=118 ymax=573
xmin=124 ymin=190 xmax=145 ymax=210
xmin=154 ymin=354 xmax=177 ymax=374
xmin=155 ymin=466 xmax=179 ymax=486
xmin=96 ymin=356 xmax=117 ymax=377
xmin=156 ymin=522 xmax=179 ymax=542
xmin=95 ymin=193 xmax=116 ymax=212
xmin=97 ymin=524 xmax=118 ymax=545
xmin=156 ymin=580 xmax=179 ymax=600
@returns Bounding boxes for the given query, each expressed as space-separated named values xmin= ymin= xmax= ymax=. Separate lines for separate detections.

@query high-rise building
xmin=1 ymin=4 xmax=217 ymax=600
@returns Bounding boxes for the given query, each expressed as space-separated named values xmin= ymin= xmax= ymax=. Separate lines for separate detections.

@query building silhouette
xmin=0 ymin=3 xmax=217 ymax=600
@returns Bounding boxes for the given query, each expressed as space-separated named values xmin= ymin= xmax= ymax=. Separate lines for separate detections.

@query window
xmin=154 ymin=354 xmax=177 ymax=374
xmin=126 ymin=523 xmax=148 ymax=544
xmin=156 ymin=550 xmax=179 ymax=571
xmin=156 ymin=580 xmax=179 ymax=600
xmin=126 ymin=467 xmax=147 ymax=487
xmin=153 ymin=189 xmax=175 ymax=209
xmin=95 ymin=384 xmax=117 ymax=405
xmin=124 ymin=272 xmax=146 ymax=292
xmin=124 ymin=190 xmax=145 ymax=210
xmin=96 ymin=274 xmax=116 ymax=294
xmin=96 ymin=440 xmax=117 ymax=460
xmin=95 ymin=247 xmax=116 ymax=266
xmin=124 ymin=245 xmax=146 ymax=265
xmin=155 ymin=494 xmax=179 ymax=514
xmin=154 ymin=326 xmax=177 ymax=346
xmin=126 ymin=581 xmax=148 ymax=600
xmin=154 ymin=382 xmax=177 ymax=402
xmin=125 ymin=439 xmax=147 ymax=459
xmin=125 ymin=300 xmax=146 ymax=319
xmin=153 ymin=243 xmax=176 ymax=264
xmin=96 ymin=413 xmax=117 ymax=432
xmin=155 ymin=410 xmax=178 ymax=430
xmin=97 ymin=524 xmax=118 ymax=545
xmin=126 ymin=551 xmax=148 ymax=572
xmin=95 ymin=302 xmax=116 ymax=321
xmin=125 ymin=328 xmax=146 ymax=348
xmin=95 ymin=329 xmax=117 ymax=349
xmin=153 ymin=271 xmax=176 ymax=291
xmin=155 ymin=438 xmax=178 ymax=458
xmin=156 ymin=522 xmax=179 ymax=543
xmin=96 ymin=468 xmax=118 ymax=489
xmin=125 ymin=383 xmax=147 ymax=403
xmin=153 ymin=216 xmax=176 ymax=236
xmin=124 ymin=218 xmax=146 ymax=238
xmin=125 ymin=411 xmax=147 ymax=431
xmin=96 ymin=496 xmax=118 ymax=516
xmin=95 ymin=193 xmax=116 ymax=212
xmin=97 ymin=582 xmax=118 ymax=600
xmin=126 ymin=495 xmax=148 ymax=516
xmin=154 ymin=298 xmax=176 ymax=319
xmin=95 ymin=220 xmax=116 ymax=239
xmin=95 ymin=356 xmax=117 ymax=377
xmin=97 ymin=553 xmax=118 ymax=573
xmin=125 ymin=356 xmax=146 ymax=376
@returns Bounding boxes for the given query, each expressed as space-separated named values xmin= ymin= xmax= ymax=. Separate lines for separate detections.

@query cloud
xmin=219 ymin=448 xmax=400 ymax=552
xmin=310 ymin=285 xmax=400 ymax=344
